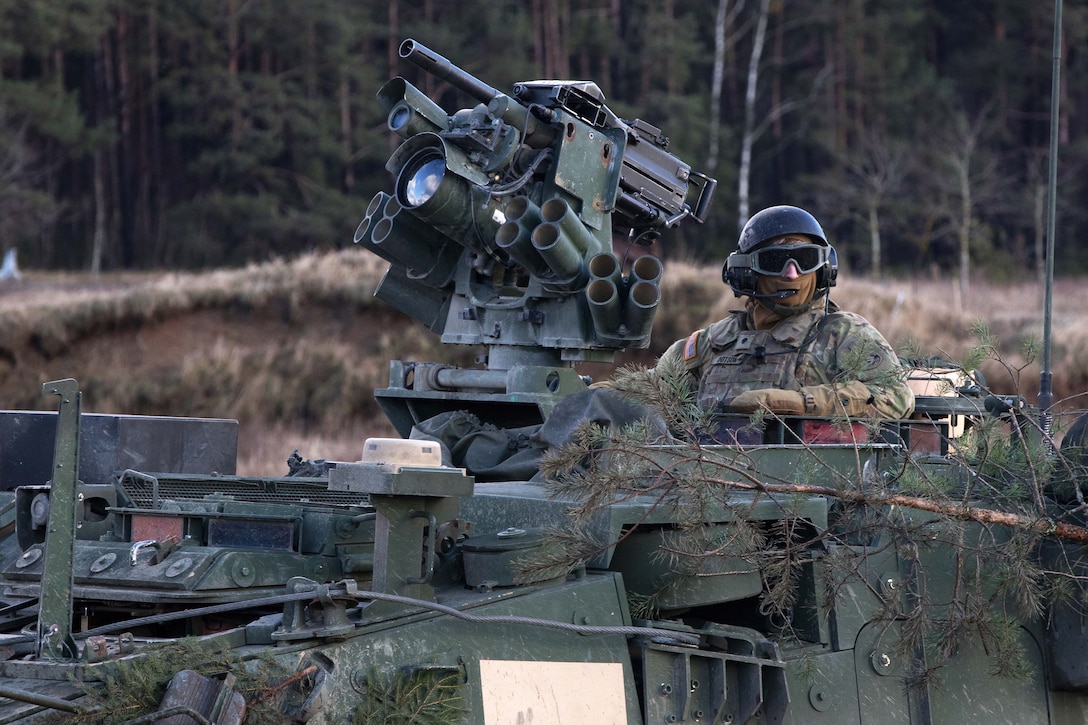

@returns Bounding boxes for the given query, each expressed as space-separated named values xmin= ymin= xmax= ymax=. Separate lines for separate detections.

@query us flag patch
xmin=684 ymin=331 xmax=701 ymax=361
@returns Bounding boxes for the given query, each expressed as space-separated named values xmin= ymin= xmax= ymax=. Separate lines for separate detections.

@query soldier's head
xmin=723 ymin=205 xmax=838 ymax=305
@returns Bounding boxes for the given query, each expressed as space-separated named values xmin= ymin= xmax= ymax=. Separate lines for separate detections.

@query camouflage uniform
xmin=656 ymin=300 xmax=914 ymax=419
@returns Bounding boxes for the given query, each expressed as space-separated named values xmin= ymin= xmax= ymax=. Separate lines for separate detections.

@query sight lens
xmin=404 ymin=157 xmax=446 ymax=207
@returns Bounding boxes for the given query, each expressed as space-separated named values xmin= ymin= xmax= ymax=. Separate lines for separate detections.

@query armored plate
xmin=0 ymin=411 xmax=238 ymax=490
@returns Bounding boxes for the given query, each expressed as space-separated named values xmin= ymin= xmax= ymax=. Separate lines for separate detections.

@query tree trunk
xmin=115 ymin=12 xmax=135 ymax=267
xmin=958 ymin=158 xmax=971 ymax=307
xmin=341 ymin=67 xmax=354 ymax=192
xmin=869 ymin=203 xmax=882 ymax=278
xmin=305 ymin=18 xmax=317 ymax=101
xmin=664 ymin=0 xmax=677 ymax=96
xmin=707 ymin=0 xmax=730 ymax=173
xmin=832 ymin=4 xmax=847 ymax=149
xmin=228 ymin=0 xmax=241 ymax=150
xmin=546 ymin=0 xmax=566 ymax=78
xmin=532 ymin=0 xmax=544 ymax=70
xmin=94 ymin=34 xmax=117 ymax=271
xmin=91 ymin=150 xmax=107 ymax=275
xmin=608 ymin=0 xmax=620 ymax=91
xmin=149 ymin=1 xmax=166 ymax=263
xmin=388 ymin=0 xmax=399 ymax=78
xmin=738 ymin=0 xmax=771 ymax=229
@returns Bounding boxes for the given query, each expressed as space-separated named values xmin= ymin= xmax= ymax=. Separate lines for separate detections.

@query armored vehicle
xmin=0 ymin=39 xmax=1087 ymax=724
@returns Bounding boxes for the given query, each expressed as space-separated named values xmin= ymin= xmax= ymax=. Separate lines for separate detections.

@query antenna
xmin=1038 ymin=0 xmax=1061 ymax=438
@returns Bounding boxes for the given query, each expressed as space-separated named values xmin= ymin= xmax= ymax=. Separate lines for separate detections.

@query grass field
xmin=1 ymin=249 xmax=1084 ymax=475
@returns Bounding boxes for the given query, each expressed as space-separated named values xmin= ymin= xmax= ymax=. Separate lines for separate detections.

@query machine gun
xmin=355 ymin=40 xmax=715 ymax=435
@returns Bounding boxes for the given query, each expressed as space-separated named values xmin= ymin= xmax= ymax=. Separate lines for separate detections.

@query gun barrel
xmin=400 ymin=39 xmax=501 ymax=105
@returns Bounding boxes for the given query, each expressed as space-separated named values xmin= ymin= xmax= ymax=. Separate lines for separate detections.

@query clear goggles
xmin=733 ymin=243 xmax=828 ymax=276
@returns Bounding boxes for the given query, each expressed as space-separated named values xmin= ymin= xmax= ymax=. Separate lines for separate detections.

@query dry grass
xmin=0 ymin=250 xmax=390 ymax=348
xmin=1 ymin=250 xmax=1085 ymax=476
xmin=236 ymin=421 xmax=398 ymax=477
xmin=660 ymin=262 xmax=1088 ymax=404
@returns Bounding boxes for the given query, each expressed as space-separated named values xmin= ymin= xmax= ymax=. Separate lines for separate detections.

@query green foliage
xmin=608 ymin=357 xmax=709 ymax=434
xmin=49 ymin=638 xmax=300 ymax=724
xmin=627 ymin=590 xmax=663 ymax=621
xmin=537 ymin=333 xmax=1088 ymax=691
xmin=957 ymin=417 xmax=1054 ymax=502
xmin=348 ymin=668 xmax=465 ymax=725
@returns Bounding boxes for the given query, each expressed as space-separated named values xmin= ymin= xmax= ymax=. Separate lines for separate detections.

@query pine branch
xmin=701 ymin=474 xmax=1088 ymax=544
xmin=538 ymin=330 xmax=1088 ymax=688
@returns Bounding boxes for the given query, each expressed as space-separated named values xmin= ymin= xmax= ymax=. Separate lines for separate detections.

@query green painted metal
xmin=35 ymin=379 xmax=80 ymax=661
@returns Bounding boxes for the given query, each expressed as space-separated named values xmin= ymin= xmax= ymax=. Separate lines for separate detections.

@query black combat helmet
xmin=737 ymin=205 xmax=827 ymax=252
xmin=724 ymin=205 xmax=837 ymax=297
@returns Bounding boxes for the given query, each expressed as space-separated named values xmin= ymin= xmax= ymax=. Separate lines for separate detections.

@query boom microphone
xmin=750 ymin=289 xmax=800 ymax=299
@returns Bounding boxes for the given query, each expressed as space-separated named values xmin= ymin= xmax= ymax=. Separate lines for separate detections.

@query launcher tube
xmin=541 ymin=198 xmax=602 ymax=255
xmin=625 ymin=280 xmax=660 ymax=338
xmin=586 ymin=278 xmax=623 ymax=335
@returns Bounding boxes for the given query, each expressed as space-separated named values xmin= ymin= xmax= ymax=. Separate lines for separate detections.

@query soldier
xmin=657 ymin=205 xmax=914 ymax=419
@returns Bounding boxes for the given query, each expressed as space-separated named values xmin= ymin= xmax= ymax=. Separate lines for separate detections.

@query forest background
xmin=1 ymin=0 xmax=1087 ymax=474
xmin=3 ymin=0 xmax=1088 ymax=281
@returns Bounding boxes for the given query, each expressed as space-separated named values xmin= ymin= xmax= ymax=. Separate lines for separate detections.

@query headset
xmin=721 ymin=205 xmax=838 ymax=298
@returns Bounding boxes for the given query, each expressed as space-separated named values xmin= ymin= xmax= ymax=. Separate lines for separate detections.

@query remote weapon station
xmin=0 ymin=38 xmax=1087 ymax=725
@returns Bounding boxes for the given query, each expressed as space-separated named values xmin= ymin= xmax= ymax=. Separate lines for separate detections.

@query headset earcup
xmin=723 ymin=256 xmax=756 ymax=297
xmin=726 ymin=268 xmax=756 ymax=296
xmin=820 ymin=245 xmax=839 ymax=288
xmin=741 ymin=268 xmax=757 ymax=293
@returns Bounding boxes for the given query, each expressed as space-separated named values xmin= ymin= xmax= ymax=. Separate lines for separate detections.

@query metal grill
xmin=117 ymin=471 xmax=369 ymax=510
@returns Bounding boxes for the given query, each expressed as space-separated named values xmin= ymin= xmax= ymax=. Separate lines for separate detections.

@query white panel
xmin=480 ymin=659 xmax=628 ymax=724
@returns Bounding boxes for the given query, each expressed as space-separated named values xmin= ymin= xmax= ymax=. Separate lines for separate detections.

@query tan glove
xmin=729 ymin=381 xmax=874 ymax=417
xmin=728 ymin=388 xmax=806 ymax=415
xmin=799 ymin=381 xmax=874 ymax=417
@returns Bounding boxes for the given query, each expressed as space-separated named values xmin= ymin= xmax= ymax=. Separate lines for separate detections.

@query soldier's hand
xmin=731 ymin=383 xmax=874 ymax=417
xmin=800 ymin=381 xmax=873 ymax=417
xmin=728 ymin=388 xmax=806 ymax=415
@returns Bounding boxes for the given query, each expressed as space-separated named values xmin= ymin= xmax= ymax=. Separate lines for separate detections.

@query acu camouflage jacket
xmin=656 ymin=302 xmax=915 ymax=419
